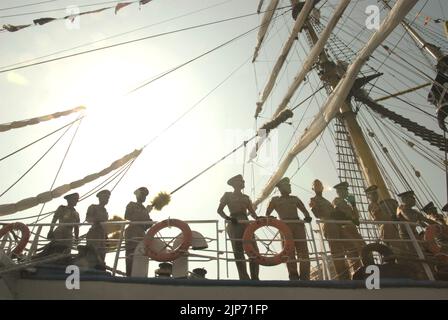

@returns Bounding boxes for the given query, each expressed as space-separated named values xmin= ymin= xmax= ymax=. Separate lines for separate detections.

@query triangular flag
xmin=115 ymin=2 xmax=132 ymax=14
xmin=33 ymin=17 xmax=57 ymax=26
xmin=3 ymin=24 xmax=31 ymax=32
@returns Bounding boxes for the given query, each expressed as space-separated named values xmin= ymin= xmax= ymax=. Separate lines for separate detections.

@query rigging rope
xmin=0 ymin=116 xmax=84 ymax=163
xmin=0 ymin=119 xmax=76 ymax=199
xmin=32 ymin=117 xmax=83 ymax=230
xmin=0 ymin=7 xmax=291 ymax=75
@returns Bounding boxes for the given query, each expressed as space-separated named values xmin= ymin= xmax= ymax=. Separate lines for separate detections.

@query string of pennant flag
xmin=1 ymin=0 xmax=152 ymax=33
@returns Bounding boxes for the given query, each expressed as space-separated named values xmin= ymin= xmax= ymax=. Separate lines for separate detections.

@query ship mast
xmin=304 ymin=21 xmax=392 ymax=201
xmin=382 ymin=0 xmax=444 ymax=61
xmin=382 ymin=0 xmax=448 ymax=203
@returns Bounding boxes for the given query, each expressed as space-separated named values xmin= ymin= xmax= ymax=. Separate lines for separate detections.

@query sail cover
xmin=0 ymin=149 xmax=141 ymax=216
xmin=255 ymin=0 xmax=315 ymax=118
xmin=253 ymin=0 xmax=280 ymax=63
xmin=0 ymin=106 xmax=85 ymax=133
xmin=253 ymin=0 xmax=419 ymax=206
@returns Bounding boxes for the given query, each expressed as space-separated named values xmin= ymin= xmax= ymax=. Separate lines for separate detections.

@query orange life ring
xmin=424 ymin=224 xmax=448 ymax=254
xmin=243 ymin=217 xmax=295 ymax=266
xmin=0 ymin=222 xmax=30 ymax=255
xmin=144 ymin=219 xmax=192 ymax=262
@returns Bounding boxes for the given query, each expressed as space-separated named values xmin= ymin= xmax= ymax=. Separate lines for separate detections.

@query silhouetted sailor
xmin=217 ymin=174 xmax=259 ymax=280
xmin=396 ymin=191 xmax=436 ymax=239
xmin=422 ymin=201 xmax=445 ymax=225
xmin=309 ymin=179 xmax=348 ymax=279
xmin=266 ymin=177 xmax=311 ymax=280
xmin=47 ymin=193 xmax=80 ymax=253
xmin=86 ymin=189 xmax=111 ymax=264
xmin=125 ymin=187 xmax=152 ymax=276
xmin=332 ymin=182 xmax=366 ymax=273
xmin=365 ymin=185 xmax=399 ymax=245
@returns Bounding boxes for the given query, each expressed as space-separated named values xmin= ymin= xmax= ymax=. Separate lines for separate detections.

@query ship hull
xmin=2 ymin=276 xmax=448 ymax=300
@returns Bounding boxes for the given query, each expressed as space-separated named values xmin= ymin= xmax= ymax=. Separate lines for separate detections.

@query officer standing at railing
xmin=86 ymin=189 xmax=111 ymax=264
xmin=125 ymin=187 xmax=153 ymax=277
xmin=332 ymin=182 xmax=366 ymax=273
xmin=47 ymin=193 xmax=80 ymax=253
xmin=365 ymin=185 xmax=400 ymax=245
xmin=217 ymin=174 xmax=259 ymax=280
xmin=422 ymin=201 xmax=446 ymax=225
xmin=396 ymin=191 xmax=436 ymax=239
xmin=309 ymin=179 xmax=349 ymax=280
xmin=266 ymin=177 xmax=312 ymax=280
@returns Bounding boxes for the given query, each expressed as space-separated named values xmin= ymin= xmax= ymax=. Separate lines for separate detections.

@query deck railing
xmin=0 ymin=218 xmax=440 ymax=281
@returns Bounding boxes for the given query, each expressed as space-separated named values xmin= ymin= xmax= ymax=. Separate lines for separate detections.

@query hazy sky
xmin=0 ymin=0 xmax=447 ymax=280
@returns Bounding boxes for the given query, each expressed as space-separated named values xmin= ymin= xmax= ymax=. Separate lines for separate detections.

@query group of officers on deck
xmin=218 ymin=174 xmax=447 ymax=281
xmin=45 ymin=174 xmax=447 ymax=280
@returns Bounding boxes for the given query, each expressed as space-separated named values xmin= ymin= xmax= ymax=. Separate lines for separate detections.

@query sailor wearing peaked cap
xmin=443 ymin=204 xmax=448 ymax=213
xmin=227 ymin=174 xmax=244 ymax=187
xmin=333 ymin=181 xmax=349 ymax=189
xmin=218 ymin=174 xmax=259 ymax=280
xmin=86 ymin=190 xmax=111 ymax=263
xmin=267 ymin=176 xmax=312 ymax=280
xmin=47 ymin=193 xmax=80 ymax=251
xmin=421 ymin=201 xmax=445 ymax=225
xmin=276 ymin=177 xmax=290 ymax=188
xmin=421 ymin=201 xmax=436 ymax=214
xmin=396 ymin=190 xmax=436 ymax=238
xmin=125 ymin=186 xmax=152 ymax=276
xmin=364 ymin=185 xmax=378 ymax=193
xmin=64 ymin=192 xmax=79 ymax=202
xmin=397 ymin=190 xmax=414 ymax=198
xmin=134 ymin=187 xmax=149 ymax=197
xmin=332 ymin=181 xmax=366 ymax=273
xmin=96 ymin=189 xmax=111 ymax=198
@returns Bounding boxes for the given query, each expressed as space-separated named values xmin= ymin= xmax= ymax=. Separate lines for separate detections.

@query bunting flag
xmin=0 ymin=106 xmax=86 ymax=133
xmin=2 ymin=1 xmax=154 ymax=33
xmin=2 ymin=24 xmax=32 ymax=32
xmin=115 ymin=2 xmax=132 ymax=14
xmin=0 ymin=149 xmax=142 ymax=216
xmin=33 ymin=17 xmax=57 ymax=26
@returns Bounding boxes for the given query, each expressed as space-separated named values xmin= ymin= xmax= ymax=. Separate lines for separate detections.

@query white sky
xmin=0 ymin=0 xmax=447 ymax=280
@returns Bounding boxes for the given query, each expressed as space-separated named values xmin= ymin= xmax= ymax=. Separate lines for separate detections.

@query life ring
xmin=361 ymin=243 xmax=395 ymax=266
xmin=242 ymin=217 xmax=295 ymax=266
xmin=0 ymin=222 xmax=30 ymax=255
xmin=144 ymin=219 xmax=192 ymax=262
xmin=424 ymin=224 xmax=448 ymax=254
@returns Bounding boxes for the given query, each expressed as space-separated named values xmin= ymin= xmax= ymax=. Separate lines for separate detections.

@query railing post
xmin=404 ymin=222 xmax=435 ymax=281
xmin=307 ymin=223 xmax=321 ymax=280
xmin=112 ymin=224 xmax=126 ymax=277
xmin=27 ymin=225 xmax=43 ymax=258
xmin=215 ymin=221 xmax=220 ymax=280
xmin=317 ymin=222 xmax=330 ymax=280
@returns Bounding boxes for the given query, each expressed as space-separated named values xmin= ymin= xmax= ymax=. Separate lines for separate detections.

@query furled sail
xmin=252 ymin=0 xmax=280 ymax=63
xmin=0 ymin=106 xmax=85 ymax=133
xmin=0 ymin=149 xmax=141 ymax=216
xmin=253 ymin=0 xmax=419 ymax=206
xmin=255 ymin=0 xmax=315 ymax=118
xmin=249 ymin=0 xmax=350 ymax=161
